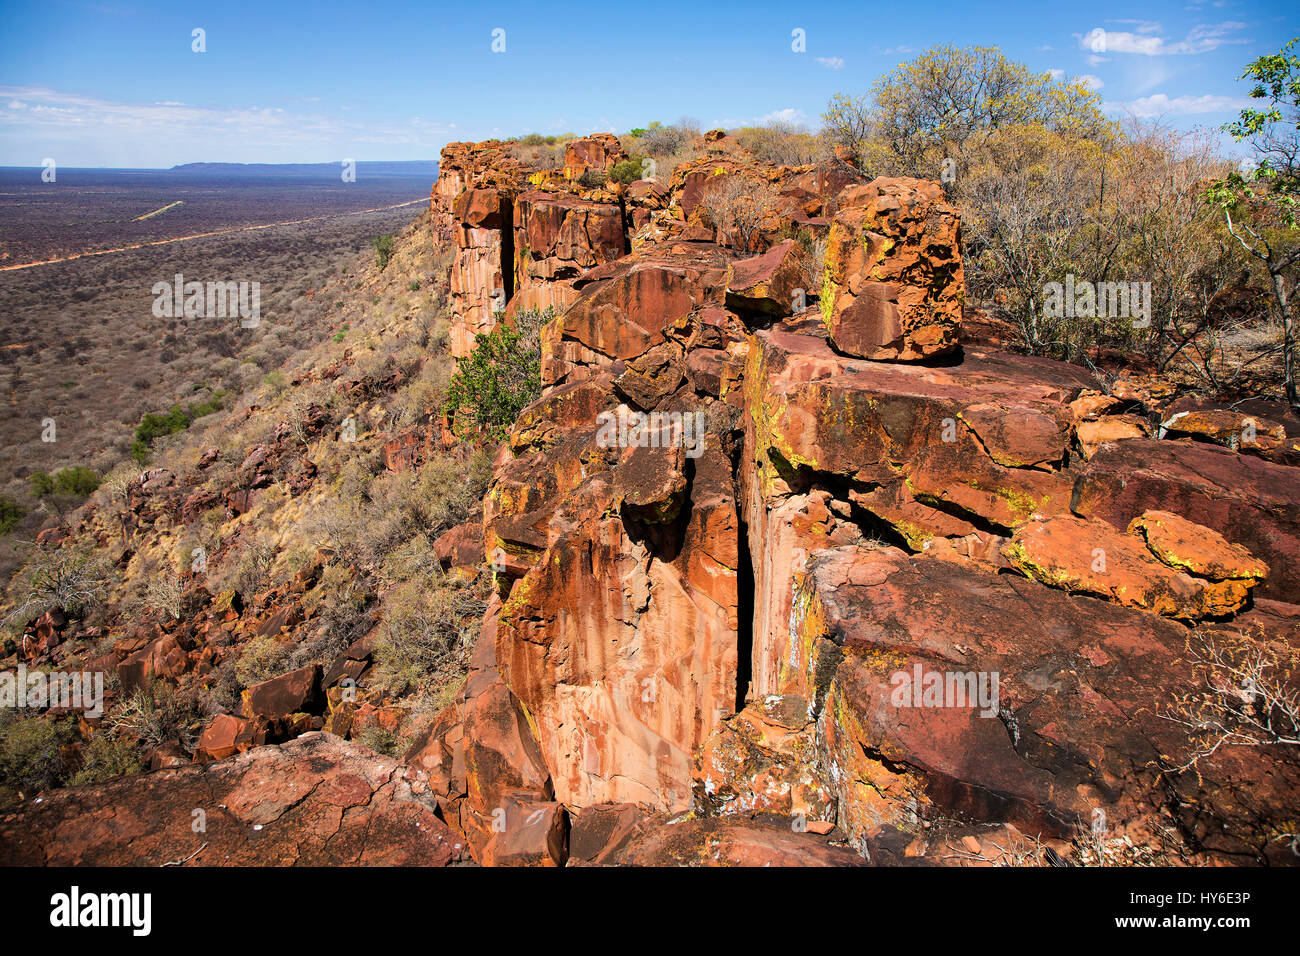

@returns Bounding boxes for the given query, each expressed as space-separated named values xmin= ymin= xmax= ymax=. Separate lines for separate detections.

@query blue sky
xmin=0 ymin=0 xmax=1296 ymax=167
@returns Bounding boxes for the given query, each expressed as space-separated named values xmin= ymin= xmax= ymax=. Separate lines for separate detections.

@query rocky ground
xmin=3 ymin=130 xmax=1298 ymax=866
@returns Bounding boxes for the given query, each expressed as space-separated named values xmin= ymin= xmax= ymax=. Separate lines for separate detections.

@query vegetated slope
xmin=0 ymin=203 xmax=418 ymax=580
xmin=0 ymin=207 xmax=498 ymax=818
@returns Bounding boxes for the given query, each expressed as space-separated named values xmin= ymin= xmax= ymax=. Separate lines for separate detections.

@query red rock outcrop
xmin=0 ymin=733 xmax=463 ymax=865
xmin=821 ymin=179 xmax=963 ymax=361
xmin=420 ymin=136 xmax=1300 ymax=866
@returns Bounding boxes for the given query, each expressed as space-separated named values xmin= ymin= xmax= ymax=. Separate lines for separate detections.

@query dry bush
xmin=108 ymin=682 xmax=202 ymax=752
xmin=371 ymin=573 xmax=488 ymax=697
xmin=4 ymin=544 xmax=114 ymax=631
xmin=699 ymin=175 xmax=783 ymax=252
xmin=233 ymin=634 xmax=291 ymax=689
xmin=143 ymin=569 xmax=184 ymax=620
xmin=735 ymin=122 xmax=829 ymax=166
xmin=231 ymin=537 xmax=277 ymax=598
xmin=1161 ymin=628 xmax=1300 ymax=773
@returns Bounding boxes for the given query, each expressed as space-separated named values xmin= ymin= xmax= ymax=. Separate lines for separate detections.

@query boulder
xmin=241 ymin=665 xmax=322 ymax=720
xmin=821 ymin=179 xmax=963 ymax=361
xmin=724 ymin=239 xmax=808 ymax=317
xmin=1002 ymin=514 xmax=1261 ymax=620
xmin=1073 ymin=439 xmax=1300 ymax=603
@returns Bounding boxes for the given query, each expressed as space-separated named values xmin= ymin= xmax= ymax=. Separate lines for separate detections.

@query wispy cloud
xmin=815 ymin=56 xmax=845 ymax=70
xmin=1077 ymin=21 xmax=1249 ymax=56
xmin=1108 ymin=92 xmax=1249 ymax=117
xmin=0 ymin=86 xmax=455 ymax=164
xmin=760 ymin=108 xmax=808 ymax=125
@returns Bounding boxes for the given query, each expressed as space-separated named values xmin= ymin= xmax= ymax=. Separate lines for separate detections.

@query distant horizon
xmin=0 ymin=160 xmax=440 ymax=172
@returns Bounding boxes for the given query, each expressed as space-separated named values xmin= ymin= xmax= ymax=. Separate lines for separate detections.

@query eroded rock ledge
xmin=409 ymin=132 xmax=1300 ymax=866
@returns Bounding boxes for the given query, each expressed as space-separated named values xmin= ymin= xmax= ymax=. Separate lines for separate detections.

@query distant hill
xmin=167 ymin=161 xmax=439 ymax=179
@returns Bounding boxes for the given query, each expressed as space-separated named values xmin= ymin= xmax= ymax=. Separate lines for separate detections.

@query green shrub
xmin=29 ymin=467 xmax=98 ymax=498
xmin=0 ymin=496 xmax=24 ymax=535
xmin=373 ymin=234 xmax=396 ymax=271
xmin=69 ymin=733 xmax=144 ymax=786
xmin=0 ymin=715 xmax=75 ymax=806
xmin=131 ymin=398 xmax=223 ymax=465
xmin=443 ymin=309 xmax=548 ymax=442
xmin=609 ymin=155 xmax=649 ymax=184
xmin=56 ymin=466 xmax=99 ymax=497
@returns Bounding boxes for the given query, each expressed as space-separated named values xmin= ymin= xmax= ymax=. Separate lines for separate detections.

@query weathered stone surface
xmin=592 ymin=816 xmax=867 ymax=866
xmin=433 ymin=521 xmax=485 ymax=571
xmin=0 ymin=734 xmax=461 ymax=865
xmin=194 ymin=714 xmax=250 ymax=762
xmin=821 ymin=179 xmax=963 ymax=361
xmin=694 ymin=694 xmax=835 ymax=823
xmin=241 ymin=665 xmax=322 ymax=720
xmin=553 ymin=252 xmax=730 ymax=363
xmin=1128 ymin=510 xmax=1270 ymax=582
xmin=477 ymin=794 xmax=568 ymax=867
xmin=563 ymin=133 xmax=627 ymax=181
xmin=744 ymin=330 xmax=1088 ymax=537
xmin=1075 ymin=414 xmax=1151 ymax=459
xmin=724 ymin=239 xmax=808 ymax=317
xmin=1073 ymin=439 xmax=1300 ymax=603
xmin=790 ymin=546 xmax=1300 ymax=857
xmin=1002 ymin=514 xmax=1260 ymax=620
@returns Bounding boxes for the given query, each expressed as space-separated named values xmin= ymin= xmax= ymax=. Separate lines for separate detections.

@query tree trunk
xmin=1272 ymin=268 xmax=1300 ymax=416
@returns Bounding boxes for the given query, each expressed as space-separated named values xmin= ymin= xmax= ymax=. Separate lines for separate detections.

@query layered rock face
xmin=434 ymin=136 xmax=635 ymax=357
xmin=420 ymin=132 xmax=1300 ymax=866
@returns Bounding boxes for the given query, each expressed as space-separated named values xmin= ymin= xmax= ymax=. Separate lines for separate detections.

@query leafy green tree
xmin=130 ymin=397 xmax=223 ymax=464
xmin=823 ymin=45 xmax=1110 ymax=179
xmin=1206 ymin=38 xmax=1300 ymax=413
xmin=443 ymin=309 xmax=549 ymax=441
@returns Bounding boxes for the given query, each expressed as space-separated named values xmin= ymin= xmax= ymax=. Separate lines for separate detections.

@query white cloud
xmin=760 ymin=108 xmax=807 ymax=125
xmin=1077 ymin=21 xmax=1248 ymax=56
xmin=0 ymin=85 xmax=455 ymax=164
xmin=1052 ymin=70 xmax=1103 ymax=89
xmin=1109 ymin=92 xmax=1249 ymax=117
xmin=815 ymin=56 xmax=845 ymax=70
xmin=1112 ymin=19 xmax=1163 ymax=35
